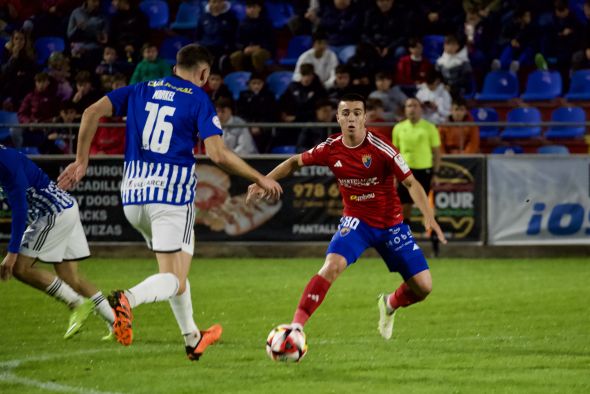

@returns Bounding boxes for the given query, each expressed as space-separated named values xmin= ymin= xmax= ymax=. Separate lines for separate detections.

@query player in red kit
xmin=247 ymin=93 xmax=446 ymax=342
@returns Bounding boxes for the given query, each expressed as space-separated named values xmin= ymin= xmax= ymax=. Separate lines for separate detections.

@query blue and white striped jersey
xmin=0 ymin=145 xmax=74 ymax=253
xmin=107 ymin=75 xmax=223 ymax=206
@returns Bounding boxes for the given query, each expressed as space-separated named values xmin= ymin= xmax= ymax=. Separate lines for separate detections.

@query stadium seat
xmin=501 ymin=107 xmax=542 ymax=139
xmin=422 ymin=35 xmax=445 ymax=63
xmin=170 ymin=2 xmax=200 ymax=30
xmin=537 ymin=144 xmax=570 ymax=154
xmin=139 ymin=0 xmax=169 ymax=29
xmin=334 ymin=45 xmax=356 ymax=64
xmin=279 ymin=35 xmax=312 ymax=66
xmin=270 ymin=145 xmax=297 ymax=154
xmin=266 ymin=71 xmax=294 ymax=100
xmin=564 ymin=70 xmax=590 ymax=101
xmin=470 ymin=107 xmax=500 ymax=138
xmin=491 ymin=145 xmax=523 ymax=154
xmin=265 ymin=2 xmax=294 ymax=29
xmin=545 ymin=106 xmax=586 ymax=139
xmin=159 ymin=36 xmax=192 ymax=64
xmin=476 ymin=71 xmax=519 ymax=101
xmin=224 ymin=71 xmax=251 ymax=100
xmin=34 ymin=36 xmax=65 ymax=65
xmin=231 ymin=2 xmax=246 ymax=21
xmin=0 ymin=111 xmax=18 ymax=142
xmin=521 ymin=71 xmax=562 ymax=101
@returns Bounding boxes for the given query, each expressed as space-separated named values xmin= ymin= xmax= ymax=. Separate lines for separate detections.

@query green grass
xmin=1 ymin=257 xmax=589 ymax=394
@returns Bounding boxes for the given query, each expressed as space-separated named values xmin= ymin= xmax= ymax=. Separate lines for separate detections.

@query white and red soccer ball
xmin=266 ymin=325 xmax=308 ymax=362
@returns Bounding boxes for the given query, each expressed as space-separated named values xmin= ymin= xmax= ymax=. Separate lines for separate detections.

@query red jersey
xmin=301 ymin=131 xmax=412 ymax=228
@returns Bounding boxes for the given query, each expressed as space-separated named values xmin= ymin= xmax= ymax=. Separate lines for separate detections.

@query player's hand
xmin=0 ymin=253 xmax=17 ymax=281
xmin=424 ymin=216 xmax=447 ymax=245
xmin=257 ymin=177 xmax=282 ymax=201
xmin=57 ymin=160 xmax=88 ymax=190
xmin=246 ymin=183 xmax=264 ymax=204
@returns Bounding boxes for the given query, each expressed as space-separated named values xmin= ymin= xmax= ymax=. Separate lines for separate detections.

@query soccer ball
xmin=266 ymin=325 xmax=308 ymax=362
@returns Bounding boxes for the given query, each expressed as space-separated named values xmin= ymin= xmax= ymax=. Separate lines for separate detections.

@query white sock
xmin=46 ymin=277 xmax=83 ymax=308
xmin=169 ymin=279 xmax=200 ymax=347
xmin=125 ymin=272 xmax=179 ymax=308
xmin=90 ymin=292 xmax=115 ymax=325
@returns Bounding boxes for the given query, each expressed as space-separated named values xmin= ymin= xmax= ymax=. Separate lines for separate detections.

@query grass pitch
xmin=1 ymin=257 xmax=589 ymax=394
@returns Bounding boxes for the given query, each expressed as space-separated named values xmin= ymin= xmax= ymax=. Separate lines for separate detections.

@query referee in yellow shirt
xmin=392 ymin=98 xmax=441 ymax=231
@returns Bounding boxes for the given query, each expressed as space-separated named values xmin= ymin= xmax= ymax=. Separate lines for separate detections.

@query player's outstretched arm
xmin=401 ymin=175 xmax=447 ymax=244
xmin=58 ymin=97 xmax=113 ymax=190
xmin=204 ymin=135 xmax=283 ymax=200
xmin=246 ymin=155 xmax=304 ymax=203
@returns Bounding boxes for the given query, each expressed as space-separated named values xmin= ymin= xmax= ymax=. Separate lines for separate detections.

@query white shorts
xmin=123 ymin=203 xmax=195 ymax=255
xmin=20 ymin=201 xmax=90 ymax=263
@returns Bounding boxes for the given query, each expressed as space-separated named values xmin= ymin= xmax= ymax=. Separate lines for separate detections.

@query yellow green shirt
xmin=392 ymin=119 xmax=441 ymax=169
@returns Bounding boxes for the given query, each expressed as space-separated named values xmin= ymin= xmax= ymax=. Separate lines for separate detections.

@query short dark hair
xmin=425 ymin=69 xmax=442 ymax=85
xmin=339 ymin=93 xmax=366 ymax=111
xmin=300 ymin=63 xmax=315 ymax=76
xmin=176 ymin=44 xmax=213 ymax=69
xmin=315 ymin=98 xmax=333 ymax=110
xmin=452 ymin=97 xmax=467 ymax=107
xmin=60 ymin=100 xmax=77 ymax=112
xmin=34 ymin=72 xmax=50 ymax=82
xmin=335 ymin=64 xmax=350 ymax=75
xmin=444 ymin=34 xmax=460 ymax=45
xmin=215 ymin=97 xmax=234 ymax=110
xmin=375 ymin=71 xmax=393 ymax=81
xmin=75 ymin=70 xmax=92 ymax=84
xmin=245 ymin=0 xmax=263 ymax=7
xmin=408 ymin=37 xmax=421 ymax=48
xmin=366 ymin=98 xmax=384 ymax=111
xmin=312 ymin=30 xmax=328 ymax=43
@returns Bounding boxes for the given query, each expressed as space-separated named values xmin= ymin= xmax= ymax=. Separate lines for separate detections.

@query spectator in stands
xmin=416 ymin=70 xmax=451 ymax=125
xmin=25 ymin=1 xmax=77 ymax=39
xmin=230 ymin=0 xmax=274 ymax=73
xmin=195 ymin=0 xmax=238 ymax=64
xmin=206 ymin=68 xmax=232 ymax=102
xmin=48 ymin=100 xmax=78 ymax=154
xmin=346 ymin=42 xmax=380 ymax=90
xmin=365 ymin=97 xmax=393 ymax=141
xmin=438 ymin=97 xmax=479 ymax=154
xmin=546 ymin=0 xmax=583 ymax=75
xmin=463 ymin=0 xmax=501 ymax=18
xmin=571 ymin=0 xmax=590 ymax=71
xmin=293 ymin=30 xmax=338 ymax=88
xmin=95 ymin=45 xmax=128 ymax=92
xmin=215 ymin=97 xmax=258 ymax=155
xmin=362 ymin=0 xmax=411 ymax=69
xmin=71 ymin=70 xmax=101 ymax=114
xmin=46 ymin=51 xmax=73 ymax=102
xmin=108 ymin=0 xmax=149 ymax=58
xmin=492 ymin=7 xmax=536 ymax=73
xmin=436 ymin=34 xmax=473 ymax=97
xmin=0 ymin=30 xmax=36 ymax=111
xmin=327 ymin=64 xmax=354 ymax=104
xmin=396 ymin=38 xmax=433 ymax=88
xmin=282 ymin=63 xmax=327 ymax=122
xmin=90 ymin=74 xmax=127 ymax=155
xmin=317 ymin=0 xmax=362 ymax=52
xmin=418 ymin=0 xmax=465 ymax=36
xmin=67 ymin=0 xmax=108 ymax=67
xmin=296 ymin=98 xmax=336 ymax=152
xmin=129 ymin=43 xmax=171 ymax=85
xmin=463 ymin=7 xmax=498 ymax=72
xmin=111 ymin=73 xmax=127 ymax=91
xmin=368 ymin=71 xmax=407 ymax=121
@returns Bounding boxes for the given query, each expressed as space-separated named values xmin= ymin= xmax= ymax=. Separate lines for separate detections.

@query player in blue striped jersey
xmin=0 ymin=145 xmax=115 ymax=339
xmin=58 ymin=44 xmax=282 ymax=360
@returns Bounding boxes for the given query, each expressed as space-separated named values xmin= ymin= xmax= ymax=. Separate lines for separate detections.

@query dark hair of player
xmin=176 ymin=44 xmax=214 ymax=70
xmin=339 ymin=93 xmax=366 ymax=112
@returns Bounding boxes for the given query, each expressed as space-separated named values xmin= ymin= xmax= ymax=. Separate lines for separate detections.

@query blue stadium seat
xmin=334 ymin=45 xmax=356 ymax=64
xmin=279 ymin=35 xmax=312 ymax=66
xmin=224 ymin=71 xmax=251 ymax=100
xmin=265 ymin=2 xmax=294 ymax=29
xmin=521 ymin=71 xmax=562 ymax=101
xmin=139 ymin=0 xmax=169 ymax=29
xmin=537 ymin=144 xmax=570 ymax=154
xmin=545 ymin=106 xmax=586 ymax=139
xmin=0 ymin=111 xmax=18 ymax=142
xmin=491 ymin=145 xmax=523 ymax=154
xmin=501 ymin=107 xmax=542 ymax=139
xmin=476 ymin=71 xmax=519 ymax=101
xmin=170 ymin=2 xmax=200 ymax=30
xmin=564 ymin=70 xmax=590 ymax=101
xmin=231 ymin=2 xmax=246 ymax=21
xmin=470 ymin=107 xmax=500 ymax=139
xmin=159 ymin=36 xmax=192 ymax=64
xmin=34 ymin=36 xmax=65 ymax=65
xmin=266 ymin=71 xmax=293 ymax=100
xmin=422 ymin=35 xmax=445 ymax=63
xmin=271 ymin=145 xmax=297 ymax=154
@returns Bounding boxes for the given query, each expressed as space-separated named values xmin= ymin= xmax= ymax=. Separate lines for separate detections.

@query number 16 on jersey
xmin=142 ymin=101 xmax=176 ymax=154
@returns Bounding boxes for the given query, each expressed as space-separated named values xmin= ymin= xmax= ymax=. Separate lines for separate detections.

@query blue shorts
xmin=326 ymin=217 xmax=429 ymax=281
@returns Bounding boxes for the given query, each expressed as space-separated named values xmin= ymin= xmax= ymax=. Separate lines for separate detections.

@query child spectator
xmin=206 ymin=68 xmax=232 ymax=102
xmin=196 ymin=0 xmax=238 ymax=62
xmin=365 ymin=98 xmax=393 ymax=141
xmin=0 ymin=30 xmax=36 ymax=111
xmin=215 ymin=97 xmax=258 ymax=155
xmin=416 ymin=70 xmax=451 ymax=125
xmin=129 ymin=43 xmax=171 ymax=84
xmin=296 ymin=98 xmax=336 ymax=152
xmin=71 ymin=70 xmax=101 ymax=114
xmin=396 ymin=38 xmax=432 ymax=88
xmin=436 ymin=34 xmax=473 ymax=97
xmin=67 ymin=0 xmax=108 ymax=66
xmin=95 ymin=46 xmax=128 ymax=92
xmin=49 ymin=100 xmax=79 ymax=154
xmin=293 ymin=30 xmax=338 ymax=88
xmin=317 ymin=0 xmax=361 ymax=52
xmin=237 ymin=73 xmax=278 ymax=151
xmin=46 ymin=51 xmax=73 ymax=102
xmin=492 ymin=7 xmax=536 ymax=73
xmin=547 ymin=0 xmax=583 ymax=74
xmin=368 ymin=72 xmax=407 ymax=121
xmin=230 ymin=0 xmax=274 ymax=73
xmin=327 ymin=65 xmax=354 ymax=104
xmin=281 ymin=63 xmax=327 ymax=122
xmin=108 ymin=0 xmax=149 ymax=57
xmin=438 ymin=97 xmax=479 ymax=154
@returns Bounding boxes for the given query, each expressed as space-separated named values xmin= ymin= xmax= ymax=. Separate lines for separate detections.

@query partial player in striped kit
xmin=0 ymin=145 xmax=115 ymax=339
xmin=58 ymin=44 xmax=282 ymax=360
xmin=247 ymin=94 xmax=447 ymax=347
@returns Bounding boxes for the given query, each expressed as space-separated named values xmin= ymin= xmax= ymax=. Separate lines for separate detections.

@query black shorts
xmin=397 ymin=168 xmax=432 ymax=204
